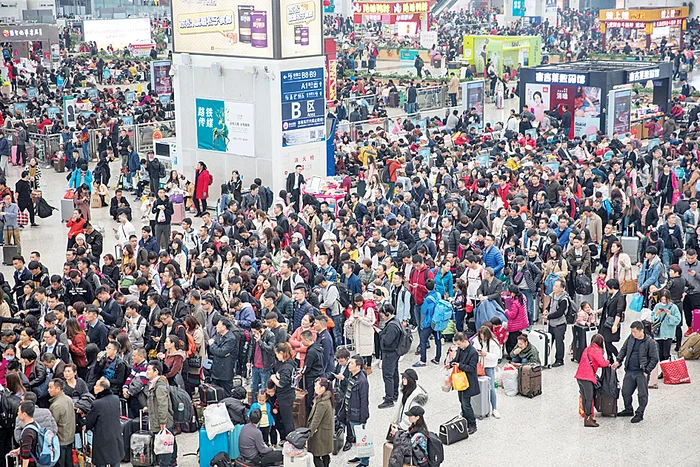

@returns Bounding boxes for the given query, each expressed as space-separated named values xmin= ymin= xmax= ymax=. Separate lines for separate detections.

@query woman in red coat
xmin=193 ymin=161 xmax=213 ymax=216
xmin=574 ymin=334 xmax=610 ymax=427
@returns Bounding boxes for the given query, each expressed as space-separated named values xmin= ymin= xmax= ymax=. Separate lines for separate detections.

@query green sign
xmin=400 ymin=50 xmax=419 ymax=61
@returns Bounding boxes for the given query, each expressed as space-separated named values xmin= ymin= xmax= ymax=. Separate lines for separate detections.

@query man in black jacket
xmin=145 ymin=152 xmax=163 ymax=196
xmin=85 ymin=305 xmax=109 ymax=351
xmin=96 ymin=286 xmax=123 ymax=328
xmin=247 ymin=320 xmax=277 ymax=393
xmin=209 ymin=318 xmax=238 ymax=396
xmin=152 ymin=188 xmax=173 ymax=251
xmin=300 ymin=330 xmax=324 ymax=411
xmin=612 ymin=321 xmax=660 ymax=423
xmin=342 ymin=355 xmax=370 ymax=466
xmin=450 ymin=332 xmax=480 ymax=434
xmin=378 ymin=304 xmax=402 ymax=409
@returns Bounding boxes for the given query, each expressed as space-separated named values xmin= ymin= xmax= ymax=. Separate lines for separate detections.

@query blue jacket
xmin=235 ymin=304 xmax=256 ymax=330
xmin=343 ymin=274 xmax=363 ymax=296
xmin=293 ymin=300 xmax=315 ymax=331
xmin=638 ymin=257 xmax=662 ymax=290
xmin=319 ymin=264 xmax=338 ymax=283
xmin=420 ymin=290 xmax=439 ymax=330
xmin=554 ymin=227 xmax=572 ymax=248
xmin=482 ymin=246 xmax=505 ymax=277
xmin=317 ymin=330 xmax=335 ymax=376
xmin=68 ymin=169 xmax=94 ymax=192
xmin=139 ymin=236 xmax=159 ymax=255
xmin=651 ymin=302 xmax=682 ymax=340
xmin=434 ymin=270 xmax=454 ymax=298
xmin=128 ymin=150 xmax=140 ymax=173
xmin=248 ymin=402 xmax=274 ymax=426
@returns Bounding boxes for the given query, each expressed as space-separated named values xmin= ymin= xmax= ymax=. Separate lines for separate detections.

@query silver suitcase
xmin=473 ymin=375 xmax=492 ymax=420
xmin=621 ymin=236 xmax=639 ymax=264
xmin=61 ymin=198 xmax=73 ymax=222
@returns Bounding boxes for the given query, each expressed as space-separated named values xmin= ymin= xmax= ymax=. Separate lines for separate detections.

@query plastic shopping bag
xmin=355 ymin=425 xmax=375 ymax=458
xmin=451 ymin=366 xmax=469 ymax=391
xmin=154 ymin=429 xmax=174 ymax=455
xmin=204 ymin=402 xmax=234 ymax=440
xmin=442 ymin=368 xmax=453 ymax=392
xmin=501 ymin=365 xmax=518 ymax=396
xmin=630 ymin=293 xmax=644 ymax=312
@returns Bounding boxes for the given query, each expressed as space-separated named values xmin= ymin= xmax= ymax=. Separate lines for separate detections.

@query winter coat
xmin=84 ymin=391 xmax=125 ymax=466
xmin=472 ymin=337 xmax=502 ymax=369
xmin=345 ymin=301 xmax=376 ymax=357
xmin=390 ymin=285 xmax=412 ymax=323
xmin=504 ymin=296 xmax=529 ymax=332
xmin=392 ymin=385 xmax=428 ymax=430
xmin=651 ymin=302 xmax=682 ymax=340
xmin=638 ymin=256 xmax=663 ymax=291
xmin=574 ymin=343 xmax=609 ymax=384
xmin=607 ymin=253 xmax=633 ymax=282
xmin=388 ymin=430 xmax=412 ymax=467
xmin=600 ymin=291 xmax=625 ymax=343
xmin=194 ymin=168 xmax=213 ymax=200
xmin=147 ymin=375 xmax=173 ymax=431
xmin=617 ymin=333 xmax=660 ymax=374
xmin=307 ymin=391 xmax=334 ymax=457
xmin=247 ymin=328 xmax=277 ymax=371
xmin=451 ymin=344 xmax=481 ymax=398
xmin=209 ymin=330 xmax=238 ymax=381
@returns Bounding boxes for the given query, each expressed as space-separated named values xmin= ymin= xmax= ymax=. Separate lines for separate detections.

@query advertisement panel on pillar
xmin=280 ymin=0 xmax=323 ymax=58
xmin=173 ymin=0 xmax=274 ymax=58
xmin=195 ymin=98 xmax=255 ymax=156
xmin=151 ymin=60 xmax=172 ymax=96
xmin=573 ymin=86 xmax=601 ymax=139
xmin=613 ymin=89 xmax=631 ymax=135
xmin=281 ymin=67 xmax=326 ymax=147
xmin=525 ymin=84 xmax=551 ymax=124
xmin=465 ymin=81 xmax=485 ymax=130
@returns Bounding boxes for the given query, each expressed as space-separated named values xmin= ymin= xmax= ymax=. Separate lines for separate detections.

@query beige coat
xmin=584 ymin=213 xmax=603 ymax=244
xmin=448 ymin=76 xmax=460 ymax=94
xmin=607 ymin=253 xmax=633 ymax=282
xmin=345 ymin=303 xmax=376 ymax=357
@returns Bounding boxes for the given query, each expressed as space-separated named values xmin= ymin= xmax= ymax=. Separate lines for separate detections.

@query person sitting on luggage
xmin=109 ymin=189 xmax=132 ymax=221
xmin=239 ymin=408 xmax=283 ymax=466
xmin=576 ymin=302 xmax=596 ymax=327
xmin=509 ymin=335 xmax=541 ymax=366
xmin=390 ymin=406 xmax=430 ymax=466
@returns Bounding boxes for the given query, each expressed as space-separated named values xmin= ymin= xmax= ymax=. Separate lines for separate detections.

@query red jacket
xmin=66 ymin=217 xmax=86 ymax=239
xmin=409 ymin=265 xmax=434 ymax=305
xmin=574 ymin=343 xmax=610 ymax=384
xmin=194 ymin=169 xmax=213 ymax=200
xmin=504 ymin=296 xmax=529 ymax=332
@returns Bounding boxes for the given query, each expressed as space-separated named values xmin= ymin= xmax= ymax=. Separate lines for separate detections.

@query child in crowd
xmin=490 ymin=316 xmax=507 ymax=347
xmin=596 ymin=270 xmax=608 ymax=309
xmin=249 ymin=390 xmax=275 ymax=445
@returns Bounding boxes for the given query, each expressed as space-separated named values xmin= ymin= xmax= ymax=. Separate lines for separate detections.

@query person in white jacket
xmin=113 ymin=211 xmax=136 ymax=249
xmin=472 ymin=326 xmax=502 ymax=419
xmin=391 ymin=369 xmax=429 ymax=430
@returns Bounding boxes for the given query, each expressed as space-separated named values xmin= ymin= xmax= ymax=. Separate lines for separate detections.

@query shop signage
xmin=353 ymin=1 xmax=429 ymax=14
xmin=281 ymin=67 xmax=325 ymax=147
xmin=605 ymin=21 xmax=646 ymax=29
xmin=627 ymin=68 xmax=660 ymax=82
xmin=534 ymin=72 xmax=587 ymax=85
xmin=1 ymin=27 xmax=47 ymax=40
xmin=600 ymin=7 xmax=688 ymax=22
xmin=654 ymin=18 xmax=684 ymax=27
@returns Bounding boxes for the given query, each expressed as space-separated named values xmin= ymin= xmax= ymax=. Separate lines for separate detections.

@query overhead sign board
xmin=281 ymin=67 xmax=325 ymax=147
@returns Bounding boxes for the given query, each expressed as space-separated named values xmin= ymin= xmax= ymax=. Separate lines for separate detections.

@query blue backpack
xmin=431 ymin=298 xmax=453 ymax=332
xmin=21 ymin=424 xmax=60 ymax=467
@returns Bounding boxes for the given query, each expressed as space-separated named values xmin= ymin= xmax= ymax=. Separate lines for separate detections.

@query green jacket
xmin=49 ymin=392 xmax=76 ymax=446
xmin=307 ymin=391 xmax=334 ymax=457
xmin=147 ymin=376 xmax=173 ymax=432
xmin=510 ymin=342 xmax=541 ymax=366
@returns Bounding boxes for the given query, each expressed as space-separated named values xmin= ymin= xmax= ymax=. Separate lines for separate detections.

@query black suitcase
xmin=3 ymin=245 xmax=18 ymax=266
xmin=388 ymin=91 xmax=399 ymax=108
xmin=572 ymin=324 xmax=587 ymax=362
xmin=594 ymin=394 xmax=618 ymax=417
xmin=198 ymin=383 xmax=225 ymax=406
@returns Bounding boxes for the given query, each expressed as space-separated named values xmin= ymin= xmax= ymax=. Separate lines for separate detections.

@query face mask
xmin=4 ymin=356 xmax=14 ymax=361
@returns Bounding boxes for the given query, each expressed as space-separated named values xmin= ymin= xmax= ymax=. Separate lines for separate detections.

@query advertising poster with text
xmin=573 ymin=86 xmax=601 ymax=139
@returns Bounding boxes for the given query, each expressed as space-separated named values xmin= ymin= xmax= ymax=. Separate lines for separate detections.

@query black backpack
xmin=0 ymin=389 xmax=20 ymax=429
xmin=565 ymin=296 xmax=577 ymax=325
xmin=393 ymin=319 xmax=413 ymax=356
xmin=574 ymin=275 xmax=593 ymax=296
xmin=332 ymin=282 xmax=352 ymax=309
xmin=158 ymin=160 xmax=166 ymax=179
xmin=426 ymin=432 xmax=444 ymax=467
xmin=381 ymin=164 xmax=391 ymax=183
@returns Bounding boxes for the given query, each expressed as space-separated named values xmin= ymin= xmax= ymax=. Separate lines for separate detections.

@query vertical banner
xmin=281 ymin=67 xmax=325 ymax=147
xmin=63 ymin=96 xmax=77 ymax=128
xmin=151 ymin=60 xmax=173 ymax=96
xmin=573 ymin=86 xmax=602 ymax=139
xmin=612 ymin=89 xmax=631 ymax=135
xmin=551 ymin=85 xmax=575 ymax=138
xmin=196 ymin=98 xmax=256 ymax=156
xmin=525 ymin=83 xmax=551 ymax=123
xmin=463 ymin=80 xmax=485 ymax=130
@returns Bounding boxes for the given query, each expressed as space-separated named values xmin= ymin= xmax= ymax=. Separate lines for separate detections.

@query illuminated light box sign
xmin=534 ymin=72 xmax=587 ymax=85
xmin=627 ymin=68 xmax=660 ymax=82
xmin=353 ymin=1 xmax=430 ymax=14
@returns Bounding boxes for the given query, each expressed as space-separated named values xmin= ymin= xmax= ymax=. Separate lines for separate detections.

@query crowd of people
xmin=0 ymin=7 xmax=699 ymax=467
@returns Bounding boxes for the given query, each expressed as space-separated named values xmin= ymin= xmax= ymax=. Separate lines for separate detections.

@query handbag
xmin=660 ymin=357 xmax=691 ymax=384
xmin=603 ymin=316 xmax=616 ymax=329
xmin=203 ymin=402 xmax=234 ymax=440
xmin=438 ymin=415 xmax=468 ymax=445
xmin=450 ymin=366 xmax=469 ymax=391
xmin=619 ymin=279 xmax=638 ymax=295
xmin=629 ymin=293 xmax=644 ymax=312
xmin=477 ymin=357 xmax=485 ymax=377
xmin=187 ymin=355 xmax=202 ymax=368
xmin=17 ymin=211 xmax=28 ymax=227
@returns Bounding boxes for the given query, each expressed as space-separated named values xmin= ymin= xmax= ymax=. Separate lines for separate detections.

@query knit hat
xmin=402 ymin=368 xmax=418 ymax=382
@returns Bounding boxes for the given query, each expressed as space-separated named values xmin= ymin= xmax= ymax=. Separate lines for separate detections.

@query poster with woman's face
xmin=525 ymin=83 xmax=551 ymax=123
xmin=574 ymin=86 xmax=602 ymax=138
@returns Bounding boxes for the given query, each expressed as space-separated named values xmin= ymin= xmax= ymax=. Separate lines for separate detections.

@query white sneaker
xmin=378 ymin=360 xmax=383 ymax=369
xmin=492 ymin=409 xmax=501 ymax=419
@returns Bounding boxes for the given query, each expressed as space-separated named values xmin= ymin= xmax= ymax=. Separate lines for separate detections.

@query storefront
xmin=352 ymin=0 xmax=430 ymax=36
xmin=462 ymin=35 xmax=541 ymax=76
xmin=0 ymin=24 xmax=60 ymax=69
xmin=518 ymin=60 xmax=673 ymax=140
xmin=598 ymin=7 xmax=689 ymax=51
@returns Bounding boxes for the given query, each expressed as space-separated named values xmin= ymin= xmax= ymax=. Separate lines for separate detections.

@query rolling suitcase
xmin=3 ymin=245 xmax=18 ymax=266
xmin=292 ymin=388 xmax=308 ymax=429
xmin=383 ymin=442 xmax=392 ymax=467
xmin=199 ymin=427 xmax=228 ymax=467
xmin=472 ymin=375 xmax=492 ymax=419
xmin=171 ymin=202 xmax=185 ymax=224
xmin=527 ymin=329 xmax=550 ymax=368
xmin=594 ymin=393 xmax=618 ymax=417
xmin=692 ymin=309 xmax=700 ymax=334
xmin=131 ymin=410 xmax=154 ymax=467
xmin=517 ymin=364 xmax=542 ymax=398
xmin=61 ymin=198 xmax=74 ymax=222
xmin=621 ymin=236 xmax=639 ymax=264
xmin=388 ymin=91 xmax=399 ymax=108
xmin=571 ymin=325 xmax=597 ymax=362
xmin=283 ymin=453 xmax=313 ymax=467
xmin=198 ymin=383 xmax=226 ymax=406
xmin=53 ymin=157 xmax=65 ymax=172
xmin=11 ymin=146 xmax=17 ymax=165
xmin=574 ymin=293 xmax=595 ymax=313
xmin=228 ymin=424 xmax=244 ymax=460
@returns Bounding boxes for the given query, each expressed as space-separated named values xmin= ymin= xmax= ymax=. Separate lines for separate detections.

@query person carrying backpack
xmin=390 ymin=406 xmax=443 ymax=467
xmin=13 ymin=400 xmax=61 ymax=467
xmin=414 ymin=280 xmax=442 ymax=367
xmin=378 ymin=304 xmax=407 ymax=410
